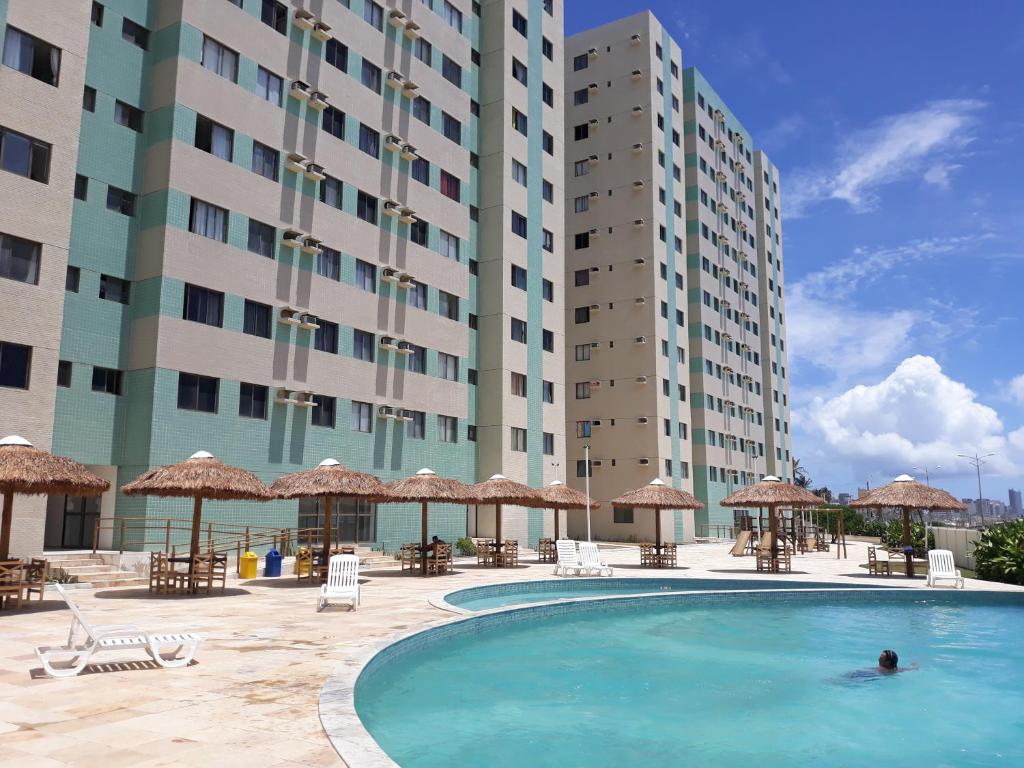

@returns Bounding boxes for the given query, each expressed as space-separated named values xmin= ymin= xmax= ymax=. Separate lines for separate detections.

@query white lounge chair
xmin=927 ymin=549 xmax=964 ymax=589
xmin=578 ymin=542 xmax=613 ymax=576
xmin=35 ymin=584 xmax=201 ymax=678
xmin=318 ymin=554 xmax=360 ymax=611
xmin=554 ymin=539 xmax=584 ymax=577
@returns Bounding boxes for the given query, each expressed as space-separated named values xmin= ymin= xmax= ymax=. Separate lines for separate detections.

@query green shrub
xmin=455 ymin=537 xmax=477 ymax=556
xmin=974 ymin=521 xmax=1024 ymax=586
xmin=880 ymin=520 xmax=934 ymax=557
xmin=49 ymin=567 xmax=79 ymax=584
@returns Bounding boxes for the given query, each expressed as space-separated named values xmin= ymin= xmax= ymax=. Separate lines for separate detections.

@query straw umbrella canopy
xmin=470 ymin=474 xmax=546 ymax=543
xmin=539 ymin=480 xmax=599 ymax=540
xmin=271 ymin=459 xmax=388 ymax=569
xmin=851 ymin=474 xmax=967 ymax=578
xmin=722 ymin=476 xmax=824 ymax=570
xmin=0 ymin=435 xmax=110 ymax=559
xmin=384 ymin=468 xmax=475 ymax=574
xmin=121 ymin=451 xmax=274 ymax=570
xmin=611 ymin=479 xmax=703 ymax=551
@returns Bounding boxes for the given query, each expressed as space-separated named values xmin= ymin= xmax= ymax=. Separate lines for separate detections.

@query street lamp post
xmin=958 ymin=452 xmax=995 ymax=526
xmin=912 ymin=465 xmax=941 ymax=486
xmin=913 ymin=465 xmax=941 ymax=549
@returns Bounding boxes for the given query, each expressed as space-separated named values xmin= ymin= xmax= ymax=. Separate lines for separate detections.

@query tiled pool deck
xmin=1 ymin=541 xmax=1020 ymax=766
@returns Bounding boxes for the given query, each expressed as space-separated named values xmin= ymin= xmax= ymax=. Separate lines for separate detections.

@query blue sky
xmin=568 ymin=2 xmax=1024 ymax=502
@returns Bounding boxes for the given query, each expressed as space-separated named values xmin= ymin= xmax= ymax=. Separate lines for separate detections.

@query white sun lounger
xmin=35 ymin=584 xmax=202 ymax=678
xmin=578 ymin=542 xmax=613 ymax=577
xmin=927 ymin=549 xmax=964 ymax=589
xmin=554 ymin=539 xmax=584 ymax=577
xmin=318 ymin=554 xmax=360 ymax=611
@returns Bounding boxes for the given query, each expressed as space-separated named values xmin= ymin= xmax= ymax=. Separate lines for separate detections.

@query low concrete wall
xmin=933 ymin=528 xmax=980 ymax=571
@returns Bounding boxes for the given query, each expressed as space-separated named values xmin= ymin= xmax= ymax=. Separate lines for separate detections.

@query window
xmin=356 ymin=259 xmax=376 ymax=292
xmin=613 ymin=508 xmax=634 ymax=524
xmin=114 ymin=100 xmax=144 ymax=132
xmin=83 ymin=86 xmax=96 ymax=112
xmin=356 ymin=191 xmax=378 ymax=224
xmin=443 ymin=1 xmax=463 ymax=32
xmin=512 ymin=9 xmax=527 ymax=36
xmin=511 ymin=372 xmax=527 ymax=397
xmin=413 ymin=38 xmax=431 ymax=65
xmin=413 ymin=96 xmax=431 ymax=124
xmin=575 ymin=344 xmax=591 ymax=361
xmin=239 ymin=383 xmax=268 ymax=419
xmin=543 ymin=329 xmax=554 ymax=352
xmin=575 ymin=232 xmax=590 ymax=250
xmin=512 ymin=109 xmax=527 ymax=135
xmin=57 ymin=359 xmax=72 ymax=388
xmin=511 ymin=58 xmax=527 ymax=85
xmin=256 ymin=67 xmax=282 ymax=105
xmin=363 ymin=0 xmax=384 ymax=30
xmin=573 ymin=88 xmax=588 ymax=106
xmin=442 ymin=112 xmax=461 ymax=143
xmin=542 ymin=37 xmax=553 ymax=60
xmin=121 ymin=18 xmax=149 ymax=49
xmin=408 ymin=281 xmax=427 ymax=309
xmin=574 ymin=195 xmax=589 ymax=213
xmin=543 ymin=380 xmax=554 ymax=404
xmin=542 ymin=82 xmax=554 ymax=107
xmin=574 ymin=160 xmax=589 ymax=177
xmin=411 ymin=157 xmax=430 ymax=184
xmin=543 ymin=279 xmax=553 ymax=302
xmin=317 ymin=246 xmax=340 ymax=281
xmin=0 ymin=233 xmax=41 ymax=285
xmin=312 ymin=395 xmax=337 ymax=428
xmin=511 ymin=427 xmax=527 ymax=452
xmin=406 ymin=344 xmax=426 ymax=373
xmin=0 ymin=126 xmax=50 ymax=183
xmin=576 ymin=460 xmax=592 ymax=478
xmin=410 ymin=219 xmax=428 ymax=247
xmin=542 ymin=432 xmax=554 ymax=455
xmin=319 ymin=176 xmax=344 ymax=208
xmin=512 ymin=159 xmax=527 ymax=186
xmin=315 ymin=320 xmax=339 ymax=354
xmin=261 ymin=0 xmax=288 ymax=34
xmin=511 ymin=212 xmax=527 ymax=237
xmin=183 ymin=284 xmax=224 ymax=327
xmin=3 ymin=27 xmax=61 ymax=85
xmin=358 ymin=124 xmax=380 ymax=158
xmin=361 ymin=59 xmax=382 ymax=93
xmin=542 ymin=180 xmax=553 ymax=203
xmin=406 ymin=410 xmax=425 ymax=438
xmin=574 ymin=307 xmax=590 ymax=324
xmin=438 ymin=415 xmax=458 ymax=443
xmin=542 ymin=229 xmax=554 ymax=253
xmin=243 ymin=300 xmax=272 ymax=338
xmin=354 ymin=330 xmax=375 ymax=362
xmin=322 ymin=106 xmax=346 ymax=140
xmin=575 ymin=382 xmax=591 ymax=399
xmin=439 ymin=291 xmax=459 ymax=320
xmin=439 ymin=230 xmax=459 ymax=261
xmin=74 ymin=174 xmax=88 ymax=200
xmin=438 ymin=352 xmax=458 ymax=381
xmin=511 ymin=318 xmax=527 ymax=343
xmin=98 ymin=274 xmax=130 ymax=304
xmin=442 ymin=55 xmax=462 ymax=87
xmin=574 ymin=269 xmax=590 ymax=287
xmin=189 ymin=199 xmax=228 ymax=242
xmin=201 ymin=36 xmax=238 ymax=81
xmin=177 ymin=372 xmax=217 ymax=412
xmin=0 ymin=342 xmax=31 ymax=389
xmin=92 ymin=3 xmax=104 ymax=26
xmin=251 ymin=142 xmax=279 ymax=180
xmin=194 ymin=115 xmax=233 ymax=160
xmin=65 ymin=265 xmax=80 ymax=292
xmin=247 ymin=219 xmax=275 ymax=258
xmin=573 ymin=54 xmax=588 ymax=71
xmin=440 ymin=170 xmax=461 ymax=201
xmin=511 ymin=264 xmax=527 ymax=290
xmin=90 ymin=366 xmax=122 ymax=395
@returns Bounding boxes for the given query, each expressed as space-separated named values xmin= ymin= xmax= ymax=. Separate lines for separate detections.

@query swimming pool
xmin=353 ymin=590 xmax=1024 ymax=767
xmin=443 ymin=577 xmax=892 ymax=611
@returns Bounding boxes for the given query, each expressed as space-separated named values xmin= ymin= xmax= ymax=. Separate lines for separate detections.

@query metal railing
xmin=696 ymin=525 xmax=737 ymax=541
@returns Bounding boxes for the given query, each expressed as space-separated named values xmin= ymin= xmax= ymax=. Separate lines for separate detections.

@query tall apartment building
xmin=563 ymin=12 xmax=791 ymax=541
xmin=0 ymin=0 xmax=563 ymax=556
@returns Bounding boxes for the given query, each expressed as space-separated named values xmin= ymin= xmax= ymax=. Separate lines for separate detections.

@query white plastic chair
xmin=35 ymin=584 xmax=201 ymax=678
xmin=318 ymin=554 xmax=360 ymax=611
xmin=554 ymin=539 xmax=584 ymax=577
xmin=578 ymin=542 xmax=613 ymax=576
xmin=927 ymin=549 xmax=964 ymax=589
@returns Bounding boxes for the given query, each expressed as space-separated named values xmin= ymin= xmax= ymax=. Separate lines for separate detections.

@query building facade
xmin=1009 ymin=489 xmax=1022 ymax=518
xmin=0 ymin=0 xmax=564 ymax=556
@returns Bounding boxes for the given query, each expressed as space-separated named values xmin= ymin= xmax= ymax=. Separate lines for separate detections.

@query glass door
xmin=62 ymin=495 xmax=100 ymax=549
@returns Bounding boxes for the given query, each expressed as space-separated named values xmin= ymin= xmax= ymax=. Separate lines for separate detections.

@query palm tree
xmin=793 ymin=458 xmax=811 ymax=489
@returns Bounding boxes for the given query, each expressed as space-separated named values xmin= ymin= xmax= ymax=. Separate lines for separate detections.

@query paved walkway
xmin=0 ymin=541 xmax=1017 ymax=766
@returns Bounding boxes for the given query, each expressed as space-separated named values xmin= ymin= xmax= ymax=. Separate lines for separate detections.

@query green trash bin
xmin=239 ymin=551 xmax=258 ymax=579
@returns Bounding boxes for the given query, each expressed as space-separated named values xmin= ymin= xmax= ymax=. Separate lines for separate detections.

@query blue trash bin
xmin=264 ymin=548 xmax=282 ymax=578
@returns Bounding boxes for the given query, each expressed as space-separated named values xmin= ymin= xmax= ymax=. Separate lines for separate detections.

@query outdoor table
xmin=167 ymin=553 xmax=228 ymax=593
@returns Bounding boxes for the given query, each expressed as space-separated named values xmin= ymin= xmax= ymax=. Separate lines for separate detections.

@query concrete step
xmin=46 ymin=557 xmax=107 ymax=567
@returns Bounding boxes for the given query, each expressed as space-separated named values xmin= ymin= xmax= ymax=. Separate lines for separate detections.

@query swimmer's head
xmin=879 ymin=650 xmax=898 ymax=670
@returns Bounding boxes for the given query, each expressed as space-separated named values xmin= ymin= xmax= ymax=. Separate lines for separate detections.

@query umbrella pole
xmin=769 ymin=503 xmax=778 ymax=572
xmin=553 ymin=506 xmax=559 ymax=540
xmin=0 ymin=491 xmax=12 ymax=560
xmin=323 ymin=496 xmax=333 ymax=577
xmin=496 ymin=503 xmax=502 ymax=542
xmin=655 ymin=506 xmax=662 ymax=550
xmin=902 ymin=506 xmax=913 ymax=578
xmin=189 ymin=495 xmax=203 ymax=590
xmin=421 ymin=501 xmax=428 ymax=575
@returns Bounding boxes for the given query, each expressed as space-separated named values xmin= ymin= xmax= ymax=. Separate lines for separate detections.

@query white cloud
xmin=802 ymin=356 xmax=1023 ymax=483
xmin=786 ymin=99 xmax=985 ymax=217
xmin=1009 ymin=374 xmax=1024 ymax=404
xmin=760 ymin=114 xmax=806 ymax=150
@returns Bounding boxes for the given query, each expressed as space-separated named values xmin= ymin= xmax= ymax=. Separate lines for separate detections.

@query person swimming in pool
xmin=842 ymin=650 xmax=918 ymax=681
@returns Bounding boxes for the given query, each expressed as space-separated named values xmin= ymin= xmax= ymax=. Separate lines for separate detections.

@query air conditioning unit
xmin=278 ymin=307 xmax=300 ymax=326
xmin=285 ymin=153 xmax=307 ymax=173
xmin=381 ymin=266 xmax=400 ymax=282
xmin=738 ymin=221 xmax=748 ymax=231
xmin=631 ymin=68 xmax=643 ymax=80
xmin=630 ymin=33 xmax=642 ymax=45
xmin=397 ymin=273 xmax=415 ymax=288
xmin=303 ymin=163 xmax=326 ymax=182
xmin=637 ymin=457 xmax=650 ymax=466
xmin=635 ymin=376 xmax=648 ymax=384
xmin=379 ymin=336 xmax=399 ymax=350
xmin=591 ymin=419 xmax=603 ymax=428
xmin=400 ymin=144 xmax=418 ymax=161
xmin=634 ymin=335 xmax=646 ymax=343
xmin=589 ymin=266 xmax=600 ymax=273
xmin=388 ymin=9 xmax=407 ymax=27
xmin=403 ymin=20 xmax=421 ymax=39
xmin=590 ymin=341 xmax=601 ymax=349
xmin=632 ymin=142 xmax=644 ymax=153
xmin=717 ymin=170 xmax=728 ymax=182
xmin=384 ymin=135 xmax=403 ymax=152
xmin=736 ymin=191 xmax=746 ymax=203
xmin=733 ymin=132 xmax=744 ymax=144
xmin=590 ymin=380 xmax=602 ymax=388
xmin=298 ymin=313 xmax=320 ymax=330
xmin=399 ymin=207 xmax=417 ymax=224
xmin=275 ymin=388 xmax=298 ymax=405
xmin=282 ymin=230 xmax=304 ymax=248
xmin=632 ymin=179 xmax=645 ymax=189
xmin=301 ymin=237 xmax=322 ymax=256
xmin=588 ymin=303 xmax=600 ymax=312
xmin=587 ymin=47 xmax=598 ymax=58
xmin=715 ymin=139 xmax=727 ymax=151
xmin=294 ymin=391 xmax=316 ymax=408
xmin=588 ymin=118 xmax=600 ymax=127
xmin=289 ymin=80 xmax=311 ymax=101
xmin=312 ymin=21 xmax=332 ymax=41
xmin=401 ymin=81 xmax=419 ymax=98
xmin=377 ymin=405 xmax=396 ymax=419
xmin=633 ymin=257 xmax=646 ymax=266
xmin=715 ymin=109 xmax=725 ymax=123
xmin=591 ymin=460 xmax=604 ymax=467
xmin=588 ymin=82 xmax=599 ymax=92
xmin=588 ymin=190 xmax=600 ymax=199
xmin=719 ymin=235 xmax=730 ymax=247
xmin=633 ymin=218 xmax=645 ymax=228
xmin=382 ymin=200 xmax=401 ymax=217
xmin=293 ymin=9 xmax=315 ymax=30
xmin=396 ymin=340 xmax=414 ymax=355
xmin=588 ymin=228 xmax=601 ymax=238
xmin=631 ymin=105 xmax=644 ymax=116
xmin=386 ymin=71 xmax=406 ymax=90
xmin=636 ymin=416 xmax=648 ymax=424
xmin=588 ymin=153 xmax=600 ymax=163
xmin=395 ymin=409 xmax=414 ymax=422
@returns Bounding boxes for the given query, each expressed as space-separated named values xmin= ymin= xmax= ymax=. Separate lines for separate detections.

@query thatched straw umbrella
xmin=122 ymin=451 xmax=274 ymax=581
xmin=271 ymin=459 xmax=388 ymax=574
xmin=384 ymin=468 xmax=474 ymax=574
xmin=851 ymin=474 xmax=966 ymax=578
xmin=611 ymin=479 xmax=703 ymax=555
xmin=539 ymin=480 xmax=599 ymax=540
xmin=470 ymin=474 xmax=546 ymax=544
xmin=0 ymin=435 xmax=110 ymax=559
xmin=721 ymin=476 xmax=823 ymax=571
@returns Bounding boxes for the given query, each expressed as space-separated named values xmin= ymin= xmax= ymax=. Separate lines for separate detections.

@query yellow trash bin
xmin=239 ymin=551 xmax=258 ymax=580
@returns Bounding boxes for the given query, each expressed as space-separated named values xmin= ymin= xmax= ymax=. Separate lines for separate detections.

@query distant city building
xmin=836 ymin=493 xmax=852 ymax=506
xmin=1009 ymin=489 xmax=1023 ymax=518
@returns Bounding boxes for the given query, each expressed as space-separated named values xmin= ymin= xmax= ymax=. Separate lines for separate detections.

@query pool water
xmin=356 ymin=594 xmax=1024 ymax=767
xmin=446 ymin=577 xmax=888 ymax=611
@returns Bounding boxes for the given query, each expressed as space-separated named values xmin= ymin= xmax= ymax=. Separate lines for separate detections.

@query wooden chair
xmin=777 ymin=545 xmax=793 ymax=573
xmin=190 ymin=552 xmax=226 ymax=594
xmin=24 ymin=558 xmax=48 ymax=602
xmin=497 ymin=539 xmax=519 ymax=567
xmin=0 ymin=560 xmax=24 ymax=609
xmin=149 ymin=551 xmax=174 ymax=594
xmin=867 ymin=546 xmax=891 ymax=576
xmin=755 ymin=534 xmax=775 ymax=572
xmin=476 ymin=539 xmax=494 ymax=566
xmin=660 ymin=543 xmax=678 ymax=568
xmin=400 ymin=544 xmax=419 ymax=573
xmin=640 ymin=543 xmax=655 ymax=568
xmin=426 ymin=543 xmax=452 ymax=575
